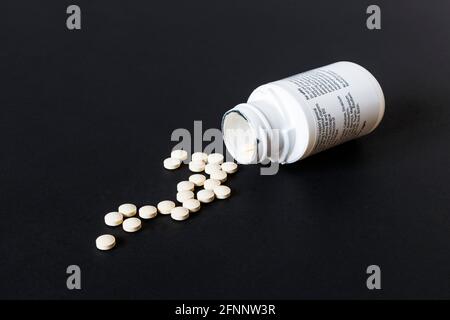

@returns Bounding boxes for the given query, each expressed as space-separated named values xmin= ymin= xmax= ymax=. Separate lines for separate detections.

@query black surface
xmin=1 ymin=0 xmax=449 ymax=299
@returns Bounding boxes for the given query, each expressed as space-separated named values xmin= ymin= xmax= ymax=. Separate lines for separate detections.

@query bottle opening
xmin=222 ymin=110 xmax=258 ymax=164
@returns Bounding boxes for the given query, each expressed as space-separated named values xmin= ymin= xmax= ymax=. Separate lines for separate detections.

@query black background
xmin=1 ymin=0 xmax=449 ymax=299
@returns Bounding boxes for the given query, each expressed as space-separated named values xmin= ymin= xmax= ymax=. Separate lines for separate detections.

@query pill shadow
xmin=112 ymin=235 xmax=124 ymax=249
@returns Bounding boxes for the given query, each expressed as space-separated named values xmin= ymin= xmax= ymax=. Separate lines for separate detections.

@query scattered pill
xmin=205 ymin=163 xmax=221 ymax=175
xmin=189 ymin=174 xmax=206 ymax=187
xmin=208 ymin=153 xmax=224 ymax=165
xmin=163 ymin=157 xmax=181 ymax=170
xmin=118 ymin=203 xmax=137 ymax=218
xmin=191 ymin=152 xmax=208 ymax=163
xmin=157 ymin=200 xmax=176 ymax=214
xmin=204 ymin=178 xmax=221 ymax=190
xmin=210 ymin=170 xmax=227 ymax=183
xmin=97 ymin=148 xmax=239 ymax=251
xmin=188 ymin=160 xmax=205 ymax=172
xmin=104 ymin=211 xmax=123 ymax=226
xmin=213 ymin=185 xmax=231 ymax=199
xmin=176 ymin=190 xmax=195 ymax=203
xmin=171 ymin=149 xmax=188 ymax=161
xmin=96 ymin=234 xmax=116 ymax=251
xmin=170 ymin=206 xmax=190 ymax=221
xmin=138 ymin=205 xmax=157 ymax=219
xmin=123 ymin=217 xmax=142 ymax=232
xmin=242 ymin=143 xmax=257 ymax=160
xmin=221 ymin=162 xmax=238 ymax=174
xmin=182 ymin=198 xmax=201 ymax=213
xmin=177 ymin=181 xmax=195 ymax=192
xmin=197 ymin=189 xmax=215 ymax=203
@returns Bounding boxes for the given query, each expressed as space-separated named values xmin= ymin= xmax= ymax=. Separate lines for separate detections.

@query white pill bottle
xmin=222 ymin=61 xmax=385 ymax=164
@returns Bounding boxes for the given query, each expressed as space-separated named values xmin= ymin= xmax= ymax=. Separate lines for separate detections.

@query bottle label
xmin=283 ymin=63 xmax=382 ymax=154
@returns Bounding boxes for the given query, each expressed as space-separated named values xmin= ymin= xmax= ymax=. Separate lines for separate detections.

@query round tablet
xmin=183 ymin=198 xmax=201 ymax=213
xmin=221 ymin=162 xmax=238 ymax=174
xmin=210 ymin=170 xmax=227 ymax=183
xmin=104 ymin=212 xmax=123 ymax=226
xmin=197 ymin=189 xmax=215 ymax=203
xmin=213 ymin=185 xmax=231 ymax=199
xmin=118 ymin=203 xmax=137 ymax=218
xmin=123 ymin=217 xmax=142 ymax=232
xmin=96 ymin=234 xmax=116 ymax=251
xmin=192 ymin=152 xmax=208 ymax=163
xmin=157 ymin=200 xmax=176 ymax=214
xmin=171 ymin=149 xmax=188 ymax=161
xmin=189 ymin=174 xmax=206 ymax=187
xmin=203 ymin=178 xmax=221 ymax=190
xmin=163 ymin=157 xmax=181 ymax=170
xmin=170 ymin=206 xmax=190 ymax=221
xmin=139 ymin=205 xmax=157 ymax=219
xmin=177 ymin=180 xmax=195 ymax=192
xmin=205 ymin=163 xmax=221 ymax=175
xmin=189 ymin=160 xmax=205 ymax=172
xmin=176 ymin=190 xmax=194 ymax=203
xmin=208 ymin=153 xmax=224 ymax=165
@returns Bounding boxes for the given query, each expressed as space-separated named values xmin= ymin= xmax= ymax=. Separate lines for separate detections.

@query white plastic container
xmin=222 ymin=61 xmax=385 ymax=164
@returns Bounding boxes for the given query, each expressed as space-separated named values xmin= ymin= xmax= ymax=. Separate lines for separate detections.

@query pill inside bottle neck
xmin=222 ymin=111 xmax=258 ymax=164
